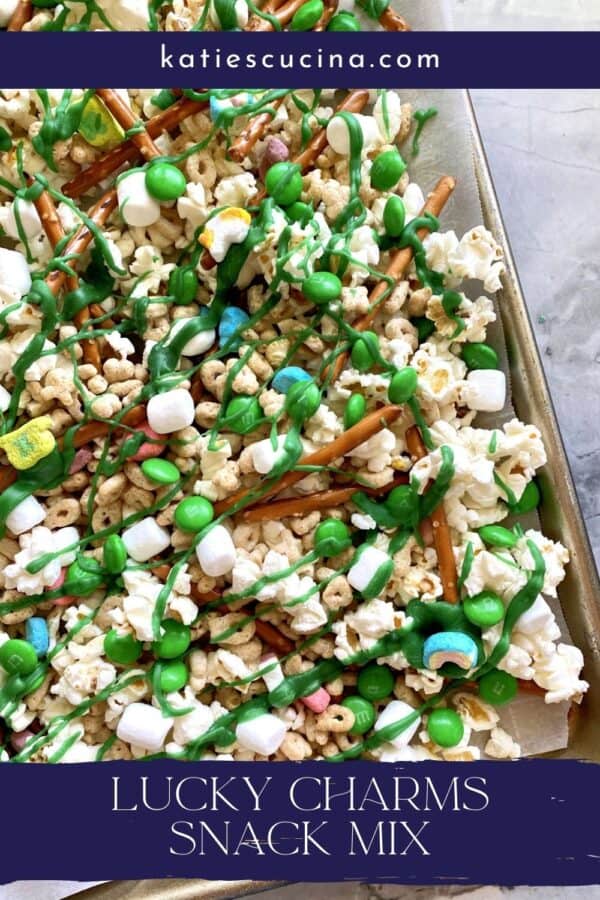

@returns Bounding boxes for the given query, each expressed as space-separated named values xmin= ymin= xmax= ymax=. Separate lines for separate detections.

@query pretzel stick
xmin=32 ymin=184 xmax=102 ymax=371
xmin=214 ymin=403 xmax=403 ymax=517
xmin=45 ymin=188 xmax=118 ymax=297
xmin=255 ymin=620 xmax=294 ymax=654
xmin=63 ymin=97 xmax=207 ymax=199
xmin=95 ymin=90 xmax=161 ymax=162
xmin=405 ymin=425 xmax=458 ymax=604
xmin=7 ymin=0 xmax=32 ymax=30
xmin=242 ymin=472 xmax=409 ymax=522
xmin=227 ymin=97 xmax=285 ymax=163
xmin=314 ymin=0 xmax=337 ymax=30
xmin=245 ymin=0 xmax=286 ymax=30
xmin=379 ymin=7 xmax=410 ymax=30
xmin=325 ymin=174 xmax=456 ymax=384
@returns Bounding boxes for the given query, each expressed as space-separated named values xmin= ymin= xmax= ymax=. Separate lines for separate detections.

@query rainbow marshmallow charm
xmin=423 ymin=631 xmax=478 ymax=671
xmin=0 ymin=416 xmax=56 ymax=470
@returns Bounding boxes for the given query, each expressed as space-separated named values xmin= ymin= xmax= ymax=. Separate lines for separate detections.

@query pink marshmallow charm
xmin=129 ymin=422 xmax=166 ymax=462
xmin=69 ymin=447 xmax=93 ymax=474
xmin=50 ymin=569 xmax=75 ymax=607
xmin=300 ymin=687 xmax=330 ymax=714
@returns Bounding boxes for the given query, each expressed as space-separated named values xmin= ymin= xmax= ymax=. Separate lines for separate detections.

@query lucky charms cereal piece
xmin=0 ymin=416 xmax=56 ymax=470
xmin=78 ymin=95 xmax=125 ymax=149
xmin=25 ymin=618 xmax=49 ymax=658
xmin=422 ymin=631 xmax=478 ymax=671
xmin=300 ymin=687 xmax=331 ymax=713
xmin=218 ymin=306 xmax=250 ymax=351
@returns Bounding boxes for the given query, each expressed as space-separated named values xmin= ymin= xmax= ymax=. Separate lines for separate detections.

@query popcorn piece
xmin=199 ymin=207 xmax=251 ymax=263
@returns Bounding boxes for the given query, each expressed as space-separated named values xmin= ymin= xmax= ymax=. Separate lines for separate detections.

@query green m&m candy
xmin=145 ymin=162 xmax=186 ymax=201
xmin=153 ymin=620 xmax=191 ymax=659
xmin=224 ymin=395 xmax=262 ymax=434
xmin=285 ymin=379 xmax=321 ymax=423
xmin=175 ymin=496 xmax=214 ymax=533
xmin=314 ymin=518 xmax=351 ymax=556
xmin=265 ymin=161 xmax=303 ymax=207
xmin=65 ymin=558 xmax=103 ymax=596
xmin=169 ymin=266 xmax=198 ymax=305
xmin=510 ymin=480 xmax=541 ymax=515
xmin=157 ymin=660 xmax=189 ymax=693
xmin=103 ymin=534 xmax=127 ymax=575
xmin=141 ymin=458 xmax=181 ymax=485
xmin=0 ymin=639 xmax=38 ymax=676
xmin=104 ymin=630 xmax=143 ymax=665
xmin=461 ymin=342 xmax=499 ymax=370
xmin=370 ymin=150 xmax=407 ymax=191
xmin=463 ymin=591 xmax=505 ymax=628
xmin=385 ymin=484 xmax=418 ymax=524
xmin=302 ymin=271 xmax=342 ymax=304
xmin=343 ymin=393 xmax=366 ymax=430
xmin=479 ymin=669 xmax=518 ymax=706
xmin=342 ymin=696 xmax=376 ymax=735
xmin=388 ymin=366 xmax=417 ymax=404
xmin=411 ymin=316 xmax=435 ymax=343
xmin=351 ymin=331 xmax=378 ymax=372
xmin=327 ymin=11 xmax=360 ymax=30
xmin=383 ymin=195 xmax=406 ymax=237
xmin=357 ymin=663 xmax=394 ymax=701
xmin=427 ymin=708 xmax=464 ymax=747
xmin=478 ymin=524 xmax=518 ymax=549
xmin=287 ymin=201 xmax=312 ymax=225
xmin=290 ymin=0 xmax=324 ymax=30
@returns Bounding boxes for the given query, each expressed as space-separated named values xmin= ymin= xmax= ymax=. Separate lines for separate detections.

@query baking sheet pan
xmin=66 ymin=87 xmax=600 ymax=900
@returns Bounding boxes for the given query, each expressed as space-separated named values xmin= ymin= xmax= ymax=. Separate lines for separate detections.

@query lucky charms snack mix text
xmin=0 ymin=89 xmax=588 ymax=764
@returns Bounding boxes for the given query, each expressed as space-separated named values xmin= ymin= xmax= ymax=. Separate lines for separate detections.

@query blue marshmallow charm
xmin=25 ymin=617 xmax=49 ymax=658
xmin=423 ymin=631 xmax=478 ymax=671
xmin=218 ymin=307 xmax=250 ymax=350
xmin=272 ymin=366 xmax=312 ymax=394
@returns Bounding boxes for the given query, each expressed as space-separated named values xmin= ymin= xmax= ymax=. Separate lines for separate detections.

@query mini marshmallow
xmin=0 ymin=0 xmax=18 ymax=27
xmin=168 ymin=318 xmax=215 ymax=357
xmin=5 ymin=496 xmax=46 ymax=536
xmin=122 ymin=517 xmax=170 ymax=563
xmin=235 ymin=712 xmax=287 ymax=756
xmin=5 ymin=199 xmax=42 ymax=241
xmin=326 ymin=113 xmax=380 ymax=156
xmin=117 ymin=171 xmax=161 ymax=227
xmin=261 ymin=655 xmax=285 ymax=692
xmin=0 ymin=247 xmax=31 ymax=300
xmin=462 ymin=370 xmax=506 ymax=413
xmin=515 ymin=595 xmax=555 ymax=635
xmin=374 ymin=700 xmax=421 ymax=749
xmin=116 ymin=703 xmax=173 ymax=752
xmin=104 ymin=0 xmax=150 ymax=30
xmin=196 ymin=524 xmax=237 ymax=577
xmin=250 ymin=435 xmax=287 ymax=475
xmin=0 ymin=385 xmax=11 ymax=413
xmin=348 ymin=545 xmax=393 ymax=599
xmin=198 ymin=207 xmax=251 ymax=263
xmin=146 ymin=389 xmax=195 ymax=434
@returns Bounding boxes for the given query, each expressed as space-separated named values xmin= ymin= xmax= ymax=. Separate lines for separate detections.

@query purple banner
xmin=0 ymin=33 xmax=598 ymax=88
xmin=1 ymin=759 xmax=600 ymax=884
